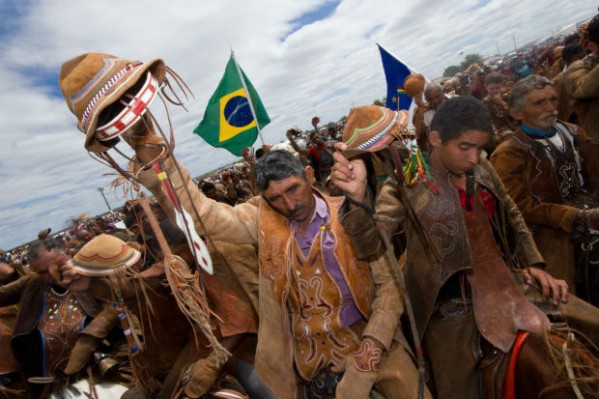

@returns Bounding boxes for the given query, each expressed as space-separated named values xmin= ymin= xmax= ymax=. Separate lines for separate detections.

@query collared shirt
xmin=289 ymin=195 xmax=362 ymax=327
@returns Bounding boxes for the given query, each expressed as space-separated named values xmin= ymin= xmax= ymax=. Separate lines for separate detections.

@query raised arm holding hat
xmin=71 ymin=51 xmax=427 ymax=396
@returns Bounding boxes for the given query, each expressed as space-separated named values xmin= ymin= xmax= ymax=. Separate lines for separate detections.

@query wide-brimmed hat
xmin=341 ymin=105 xmax=409 ymax=158
xmin=72 ymin=234 xmax=140 ymax=276
xmin=59 ymin=52 xmax=165 ymax=153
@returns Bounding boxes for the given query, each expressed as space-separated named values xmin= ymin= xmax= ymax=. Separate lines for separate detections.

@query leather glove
xmin=333 ymin=337 xmax=383 ymax=399
xmin=64 ymin=334 xmax=101 ymax=375
xmin=182 ymin=351 xmax=222 ymax=398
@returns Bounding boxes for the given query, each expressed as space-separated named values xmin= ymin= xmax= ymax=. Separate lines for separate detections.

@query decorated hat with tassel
xmin=341 ymin=105 xmax=409 ymax=158
xmin=59 ymin=53 xmax=165 ymax=153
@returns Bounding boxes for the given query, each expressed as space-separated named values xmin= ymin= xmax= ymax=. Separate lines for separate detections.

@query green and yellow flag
xmin=194 ymin=55 xmax=270 ymax=156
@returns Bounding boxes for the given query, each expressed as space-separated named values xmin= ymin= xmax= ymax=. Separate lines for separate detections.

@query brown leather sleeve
xmin=81 ymin=305 xmax=119 ymax=339
xmin=340 ymin=178 xmax=407 ymax=259
xmin=571 ymin=124 xmax=599 ymax=199
xmin=481 ymin=159 xmax=545 ymax=266
xmin=565 ymin=59 xmax=599 ymax=100
xmin=134 ymin=157 xmax=260 ymax=245
xmin=490 ymin=143 xmax=579 ymax=234
xmin=361 ymin=255 xmax=404 ymax=351
xmin=0 ymin=275 xmax=29 ymax=307
xmin=340 ymin=205 xmax=383 ymax=259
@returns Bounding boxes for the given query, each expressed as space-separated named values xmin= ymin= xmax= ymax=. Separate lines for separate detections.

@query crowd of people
xmin=1 ymin=9 xmax=599 ymax=399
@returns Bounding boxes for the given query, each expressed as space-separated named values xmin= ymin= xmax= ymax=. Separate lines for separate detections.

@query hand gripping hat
xmin=59 ymin=53 xmax=166 ymax=153
xmin=72 ymin=234 xmax=141 ymax=276
xmin=342 ymin=105 xmax=409 ymax=158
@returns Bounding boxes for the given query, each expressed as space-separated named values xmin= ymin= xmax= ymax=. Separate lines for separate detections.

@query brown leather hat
xmin=72 ymin=234 xmax=140 ymax=276
xmin=341 ymin=105 xmax=409 ymax=159
xmin=59 ymin=53 xmax=165 ymax=153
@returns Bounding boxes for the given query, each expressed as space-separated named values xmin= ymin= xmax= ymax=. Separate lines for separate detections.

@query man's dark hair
xmin=564 ymin=33 xmax=581 ymax=46
xmin=562 ymin=43 xmax=584 ymax=63
xmin=509 ymin=74 xmax=553 ymax=112
xmin=255 ymin=148 xmax=266 ymax=160
xmin=27 ymin=239 xmax=64 ymax=261
xmin=588 ymin=14 xmax=599 ymax=45
xmin=431 ymin=96 xmax=494 ymax=143
xmin=255 ymin=150 xmax=305 ymax=191
xmin=484 ymin=72 xmax=504 ymax=86
xmin=201 ymin=181 xmax=216 ymax=194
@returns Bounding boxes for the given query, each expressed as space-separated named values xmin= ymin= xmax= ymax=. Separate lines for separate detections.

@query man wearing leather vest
xmin=127 ymin=145 xmax=425 ymax=399
xmin=491 ymin=74 xmax=599 ymax=307
xmin=331 ymin=96 xmax=568 ymax=399
xmin=0 ymin=239 xmax=112 ymax=398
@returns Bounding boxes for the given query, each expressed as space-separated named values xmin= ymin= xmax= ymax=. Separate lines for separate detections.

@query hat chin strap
xmin=96 ymin=72 xmax=159 ymax=142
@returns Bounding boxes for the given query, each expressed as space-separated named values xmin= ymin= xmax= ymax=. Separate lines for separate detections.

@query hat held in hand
xmin=342 ymin=105 xmax=409 ymax=158
xmin=404 ymin=73 xmax=426 ymax=98
xmin=72 ymin=234 xmax=140 ymax=276
xmin=59 ymin=53 xmax=165 ymax=152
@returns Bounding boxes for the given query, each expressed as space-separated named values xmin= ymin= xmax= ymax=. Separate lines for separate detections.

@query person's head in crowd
xmin=484 ymin=73 xmax=505 ymax=98
xmin=586 ymin=14 xmax=599 ymax=53
xmin=328 ymin=126 xmax=338 ymax=140
xmin=37 ymin=228 xmax=52 ymax=240
xmin=230 ymin=172 xmax=240 ymax=184
xmin=240 ymin=166 xmax=250 ymax=179
xmin=27 ymin=239 xmax=68 ymax=283
xmin=564 ymin=33 xmax=581 ymax=47
xmin=562 ymin=43 xmax=585 ymax=65
xmin=509 ymin=74 xmax=557 ymax=131
xmin=424 ymin=83 xmax=446 ymax=110
xmin=241 ymin=147 xmax=256 ymax=165
xmin=255 ymin=148 xmax=265 ymax=160
xmin=255 ymin=150 xmax=316 ymax=223
xmin=309 ymin=132 xmax=324 ymax=146
xmin=201 ymin=181 xmax=219 ymax=200
xmin=429 ymin=96 xmax=494 ymax=176
xmin=442 ymin=79 xmax=456 ymax=94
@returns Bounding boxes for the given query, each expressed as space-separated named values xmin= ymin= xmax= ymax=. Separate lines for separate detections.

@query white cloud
xmin=0 ymin=0 xmax=596 ymax=249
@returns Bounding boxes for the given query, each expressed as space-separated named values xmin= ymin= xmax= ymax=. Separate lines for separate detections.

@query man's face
xmin=29 ymin=248 xmax=69 ymax=283
xmin=430 ymin=129 xmax=491 ymax=177
xmin=512 ymin=86 xmax=558 ymax=130
xmin=262 ymin=175 xmax=315 ymax=224
xmin=426 ymin=87 xmax=445 ymax=110
xmin=486 ymin=83 xmax=502 ymax=98
xmin=310 ymin=133 xmax=324 ymax=146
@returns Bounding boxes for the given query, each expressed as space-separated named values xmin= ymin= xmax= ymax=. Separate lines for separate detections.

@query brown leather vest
xmin=37 ymin=288 xmax=87 ymax=375
xmin=258 ymin=193 xmax=372 ymax=319
xmin=287 ymin=229 xmax=361 ymax=381
xmin=464 ymin=194 xmax=549 ymax=352
xmin=511 ymin=123 xmax=599 ymax=209
xmin=404 ymin=160 xmax=532 ymax=340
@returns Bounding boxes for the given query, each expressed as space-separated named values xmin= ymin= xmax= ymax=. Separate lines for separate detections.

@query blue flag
xmin=377 ymin=44 xmax=412 ymax=111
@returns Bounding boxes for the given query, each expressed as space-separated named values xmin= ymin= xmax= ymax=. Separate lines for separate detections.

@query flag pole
xmin=231 ymin=50 xmax=265 ymax=147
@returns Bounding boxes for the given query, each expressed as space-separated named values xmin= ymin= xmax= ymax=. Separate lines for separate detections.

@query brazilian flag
xmin=194 ymin=55 xmax=270 ymax=156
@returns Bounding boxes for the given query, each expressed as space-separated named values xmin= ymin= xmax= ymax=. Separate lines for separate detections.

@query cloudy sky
xmin=0 ymin=0 xmax=596 ymax=250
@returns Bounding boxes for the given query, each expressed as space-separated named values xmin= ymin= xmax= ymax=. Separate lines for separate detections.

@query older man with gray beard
xmin=490 ymin=74 xmax=599 ymax=309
